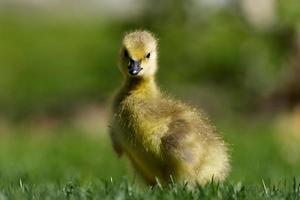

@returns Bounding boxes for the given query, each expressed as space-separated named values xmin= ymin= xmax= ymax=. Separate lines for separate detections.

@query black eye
xmin=146 ymin=53 xmax=151 ymax=58
xmin=124 ymin=49 xmax=129 ymax=58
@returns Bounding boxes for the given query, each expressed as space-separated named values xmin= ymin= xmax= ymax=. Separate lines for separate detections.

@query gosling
xmin=109 ymin=30 xmax=230 ymax=185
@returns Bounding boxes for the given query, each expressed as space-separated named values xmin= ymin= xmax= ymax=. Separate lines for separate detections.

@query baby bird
xmin=110 ymin=30 xmax=230 ymax=185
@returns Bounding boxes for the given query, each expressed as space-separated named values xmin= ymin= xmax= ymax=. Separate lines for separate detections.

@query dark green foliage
xmin=0 ymin=0 xmax=299 ymax=118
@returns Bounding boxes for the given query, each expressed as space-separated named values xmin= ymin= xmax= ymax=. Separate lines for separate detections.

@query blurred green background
xmin=0 ymin=0 xmax=300 ymax=185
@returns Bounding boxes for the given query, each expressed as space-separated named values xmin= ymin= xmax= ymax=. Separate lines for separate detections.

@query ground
xmin=0 ymin=118 xmax=299 ymax=199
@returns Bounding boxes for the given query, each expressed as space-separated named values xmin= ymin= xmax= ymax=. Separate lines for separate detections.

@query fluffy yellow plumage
xmin=109 ymin=30 xmax=230 ymax=185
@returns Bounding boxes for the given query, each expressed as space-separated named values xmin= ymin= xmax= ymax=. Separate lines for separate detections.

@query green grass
xmin=0 ymin=128 xmax=126 ymax=184
xmin=0 ymin=121 xmax=300 ymax=199
xmin=1 ymin=178 xmax=300 ymax=199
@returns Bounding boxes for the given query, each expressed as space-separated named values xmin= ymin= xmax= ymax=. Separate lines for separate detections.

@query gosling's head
xmin=120 ymin=30 xmax=158 ymax=78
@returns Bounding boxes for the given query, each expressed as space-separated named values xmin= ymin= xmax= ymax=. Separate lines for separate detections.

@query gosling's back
xmin=111 ymin=77 xmax=229 ymax=185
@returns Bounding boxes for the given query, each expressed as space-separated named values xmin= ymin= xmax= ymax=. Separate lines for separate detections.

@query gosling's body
xmin=110 ymin=30 xmax=230 ymax=185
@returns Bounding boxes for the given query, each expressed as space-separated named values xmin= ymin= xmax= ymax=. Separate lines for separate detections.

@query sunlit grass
xmin=1 ymin=178 xmax=300 ymax=199
xmin=0 ymin=120 xmax=299 ymax=198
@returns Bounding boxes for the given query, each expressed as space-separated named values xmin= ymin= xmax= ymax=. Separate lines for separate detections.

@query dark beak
xmin=128 ymin=59 xmax=142 ymax=76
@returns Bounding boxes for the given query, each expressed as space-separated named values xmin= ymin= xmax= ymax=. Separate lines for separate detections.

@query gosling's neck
xmin=123 ymin=76 xmax=159 ymax=98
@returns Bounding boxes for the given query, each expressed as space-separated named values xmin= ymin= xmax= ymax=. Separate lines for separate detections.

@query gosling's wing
xmin=160 ymin=117 xmax=193 ymax=158
xmin=158 ymin=100 xmax=214 ymax=157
